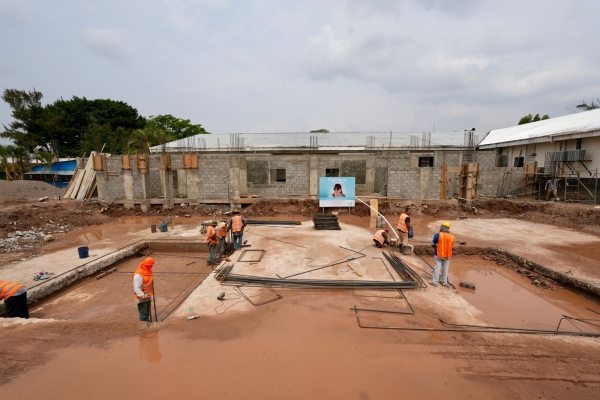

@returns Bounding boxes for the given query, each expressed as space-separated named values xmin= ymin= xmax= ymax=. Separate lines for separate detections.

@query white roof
xmin=150 ymin=131 xmax=477 ymax=153
xmin=479 ymin=109 xmax=600 ymax=148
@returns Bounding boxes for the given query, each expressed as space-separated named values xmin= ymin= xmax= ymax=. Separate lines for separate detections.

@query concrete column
xmin=309 ymin=154 xmax=319 ymax=196
xmin=177 ymin=170 xmax=187 ymax=197
xmin=160 ymin=170 xmax=174 ymax=209
xmin=96 ymin=172 xmax=108 ymax=200
xmin=140 ymin=173 xmax=150 ymax=200
xmin=123 ymin=170 xmax=134 ymax=200
xmin=238 ymin=156 xmax=247 ymax=196
xmin=365 ymin=154 xmax=376 ymax=193
xmin=229 ymin=155 xmax=241 ymax=204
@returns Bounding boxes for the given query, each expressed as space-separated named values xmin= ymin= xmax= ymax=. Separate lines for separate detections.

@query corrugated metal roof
xmin=479 ymin=109 xmax=600 ymax=147
xmin=150 ymin=131 xmax=476 ymax=153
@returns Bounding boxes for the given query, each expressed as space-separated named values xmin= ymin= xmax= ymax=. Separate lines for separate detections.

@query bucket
xmin=151 ymin=224 xmax=156 ymax=233
xmin=160 ymin=223 xmax=168 ymax=232
xmin=78 ymin=246 xmax=89 ymax=259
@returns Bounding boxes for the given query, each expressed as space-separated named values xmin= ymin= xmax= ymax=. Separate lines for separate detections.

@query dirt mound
xmin=0 ymin=180 xmax=63 ymax=201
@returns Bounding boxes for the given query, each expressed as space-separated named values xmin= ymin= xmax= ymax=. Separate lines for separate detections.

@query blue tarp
xmin=29 ymin=160 xmax=77 ymax=173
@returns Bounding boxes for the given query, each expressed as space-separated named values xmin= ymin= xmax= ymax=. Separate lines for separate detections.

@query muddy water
xmin=424 ymin=256 xmax=600 ymax=332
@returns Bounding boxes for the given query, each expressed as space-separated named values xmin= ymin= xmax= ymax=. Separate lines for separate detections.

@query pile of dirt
xmin=0 ymin=180 xmax=63 ymax=202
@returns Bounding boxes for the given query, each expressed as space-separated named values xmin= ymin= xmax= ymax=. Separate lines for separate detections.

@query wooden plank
xmin=369 ymin=198 xmax=378 ymax=218
xmin=68 ymin=169 xmax=86 ymax=199
xmin=63 ymin=156 xmax=85 ymax=198
xmin=76 ymin=153 xmax=96 ymax=200
xmin=447 ymin=167 xmax=462 ymax=173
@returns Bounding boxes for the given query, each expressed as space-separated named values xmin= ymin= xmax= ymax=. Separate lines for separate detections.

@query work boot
xmin=430 ymin=281 xmax=438 ymax=287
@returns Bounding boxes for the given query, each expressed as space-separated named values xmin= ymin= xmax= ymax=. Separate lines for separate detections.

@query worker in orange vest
xmin=430 ymin=221 xmax=455 ymax=287
xmin=397 ymin=208 xmax=412 ymax=255
xmin=216 ymin=221 xmax=228 ymax=258
xmin=227 ymin=209 xmax=247 ymax=251
xmin=206 ymin=220 xmax=219 ymax=265
xmin=133 ymin=257 xmax=155 ymax=322
xmin=373 ymin=228 xmax=391 ymax=248
xmin=0 ymin=280 xmax=29 ymax=318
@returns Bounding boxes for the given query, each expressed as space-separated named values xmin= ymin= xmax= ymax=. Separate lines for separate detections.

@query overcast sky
xmin=1 ymin=0 xmax=599 ymax=146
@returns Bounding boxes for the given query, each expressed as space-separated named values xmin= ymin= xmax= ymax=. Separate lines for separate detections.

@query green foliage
xmin=310 ymin=128 xmax=329 ymax=133
xmin=0 ymin=88 xmax=45 ymax=152
xmin=518 ymin=113 xmax=549 ymax=125
xmin=576 ymin=99 xmax=599 ymax=111
xmin=147 ymin=114 xmax=209 ymax=141
xmin=128 ymin=124 xmax=168 ymax=154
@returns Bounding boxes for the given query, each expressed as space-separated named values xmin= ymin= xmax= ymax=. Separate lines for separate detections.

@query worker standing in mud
xmin=206 ymin=220 xmax=218 ymax=265
xmin=0 ymin=280 xmax=29 ymax=318
xmin=227 ymin=209 xmax=247 ymax=251
xmin=397 ymin=208 xmax=412 ymax=255
xmin=216 ymin=221 xmax=227 ymax=258
xmin=430 ymin=222 xmax=455 ymax=287
xmin=133 ymin=257 xmax=155 ymax=322
xmin=373 ymin=228 xmax=391 ymax=248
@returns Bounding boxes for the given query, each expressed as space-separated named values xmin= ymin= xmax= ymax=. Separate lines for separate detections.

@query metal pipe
xmin=355 ymin=197 xmax=399 ymax=241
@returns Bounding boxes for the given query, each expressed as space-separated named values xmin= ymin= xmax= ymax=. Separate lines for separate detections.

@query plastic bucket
xmin=160 ymin=223 xmax=168 ymax=232
xmin=78 ymin=246 xmax=89 ymax=259
xmin=151 ymin=224 xmax=157 ymax=233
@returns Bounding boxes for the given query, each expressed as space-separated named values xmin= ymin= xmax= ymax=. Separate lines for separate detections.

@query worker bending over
xmin=397 ymin=208 xmax=412 ymax=255
xmin=133 ymin=257 xmax=155 ymax=322
xmin=0 ymin=280 xmax=29 ymax=318
xmin=206 ymin=220 xmax=218 ymax=265
xmin=373 ymin=228 xmax=391 ymax=248
xmin=216 ymin=221 xmax=227 ymax=258
xmin=227 ymin=209 xmax=247 ymax=251
xmin=430 ymin=221 xmax=455 ymax=287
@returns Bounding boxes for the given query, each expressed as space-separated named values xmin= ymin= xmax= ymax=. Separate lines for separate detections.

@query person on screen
xmin=330 ymin=183 xmax=346 ymax=197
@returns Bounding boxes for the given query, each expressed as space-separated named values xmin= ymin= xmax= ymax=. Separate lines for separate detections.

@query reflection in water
xmin=139 ymin=330 xmax=162 ymax=365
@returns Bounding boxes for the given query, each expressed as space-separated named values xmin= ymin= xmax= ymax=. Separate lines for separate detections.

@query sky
xmin=1 ymin=0 xmax=600 ymax=146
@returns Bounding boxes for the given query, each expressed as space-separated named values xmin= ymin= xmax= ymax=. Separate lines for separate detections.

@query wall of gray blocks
xmin=94 ymin=149 xmax=514 ymax=203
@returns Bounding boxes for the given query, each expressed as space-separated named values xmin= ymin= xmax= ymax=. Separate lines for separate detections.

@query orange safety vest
xmin=0 ymin=280 xmax=24 ymax=300
xmin=133 ymin=275 xmax=154 ymax=300
xmin=231 ymin=216 xmax=243 ymax=233
xmin=437 ymin=232 xmax=455 ymax=258
xmin=216 ymin=225 xmax=227 ymax=237
xmin=206 ymin=226 xmax=218 ymax=244
xmin=397 ymin=213 xmax=408 ymax=233
xmin=373 ymin=230 xmax=386 ymax=245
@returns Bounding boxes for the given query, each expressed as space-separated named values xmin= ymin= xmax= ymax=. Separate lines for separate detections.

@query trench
xmin=29 ymin=241 xmax=215 ymax=322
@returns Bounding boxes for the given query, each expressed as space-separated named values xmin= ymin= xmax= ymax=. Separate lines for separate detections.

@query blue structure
xmin=26 ymin=160 xmax=77 ymax=189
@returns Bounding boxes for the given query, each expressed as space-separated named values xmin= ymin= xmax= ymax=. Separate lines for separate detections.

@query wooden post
xmin=440 ymin=162 xmax=447 ymax=200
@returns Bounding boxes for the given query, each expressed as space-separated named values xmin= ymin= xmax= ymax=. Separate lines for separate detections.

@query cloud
xmin=82 ymin=29 xmax=132 ymax=65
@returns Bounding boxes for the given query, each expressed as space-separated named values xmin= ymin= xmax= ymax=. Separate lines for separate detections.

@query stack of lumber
xmin=312 ymin=214 xmax=341 ymax=230
xmin=62 ymin=152 xmax=97 ymax=200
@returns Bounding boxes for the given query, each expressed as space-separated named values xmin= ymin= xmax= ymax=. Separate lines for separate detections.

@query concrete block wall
xmin=198 ymin=154 xmax=230 ymax=198
xmin=247 ymin=159 xmax=310 ymax=196
xmin=247 ymin=161 xmax=269 ymax=184
xmin=105 ymin=157 xmax=126 ymax=199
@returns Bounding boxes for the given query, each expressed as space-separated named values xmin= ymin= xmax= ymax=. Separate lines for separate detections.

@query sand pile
xmin=0 ymin=180 xmax=63 ymax=201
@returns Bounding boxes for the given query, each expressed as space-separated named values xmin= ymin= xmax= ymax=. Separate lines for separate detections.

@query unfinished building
xmin=89 ymin=131 xmax=527 ymax=208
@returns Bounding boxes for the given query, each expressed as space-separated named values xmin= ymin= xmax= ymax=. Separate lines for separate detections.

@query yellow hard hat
xmin=441 ymin=221 xmax=451 ymax=228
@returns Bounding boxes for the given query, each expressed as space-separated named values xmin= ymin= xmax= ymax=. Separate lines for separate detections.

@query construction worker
xmin=133 ymin=257 xmax=155 ymax=322
xmin=430 ymin=221 xmax=455 ymax=287
xmin=0 ymin=280 xmax=29 ymax=318
xmin=206 ymin=220 xmax=218 ymax=265
xmin=373 ymin=228 xmax=391 ymax=248
xmin=216 ymin=221 xmax=227 ymax=258
xmin=227 ymin=209 xmax=247 ymax=251
xmin=545 ymin=177 xmax=560 ymax=201
xmin=397 ymin=207 xmax=412 ymax=255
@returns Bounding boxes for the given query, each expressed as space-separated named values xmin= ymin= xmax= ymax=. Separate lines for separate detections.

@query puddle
xmin=424 ymin=256 xmax=600 ymax=332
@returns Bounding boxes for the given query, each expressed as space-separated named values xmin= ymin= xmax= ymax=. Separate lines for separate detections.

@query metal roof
xmin=150 ymin=131 xmax=477 ymax=153
xmin=479 ymin=109 xmax=600 ymax=148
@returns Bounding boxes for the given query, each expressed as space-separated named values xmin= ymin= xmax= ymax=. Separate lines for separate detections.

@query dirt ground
xmin=2 ymin=180 xmax=600 ymax=399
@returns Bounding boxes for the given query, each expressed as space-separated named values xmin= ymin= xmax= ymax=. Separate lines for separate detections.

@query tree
xmin=576 ymin=99 xmax=600 ymax=111
xmin=310 ymin=128 xmax=329 ymax=133
xmin=0 ymin=145 xmax=16 ymax=180
xmin=0 ymin=88 xmax=45 ymax=152
xmin=146 ymin=114 xmax=209 ymax=141
xmin=518 ymin=113 xmax=549 ymax=125
xmin=128 ymin=124 xmax=168 ymax=154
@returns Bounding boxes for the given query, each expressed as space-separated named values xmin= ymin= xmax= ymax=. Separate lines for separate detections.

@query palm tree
xmin=9 ymin=146 xmax=31 ymax=180
xmin=0 ymin=144 xmax=17 ymax=180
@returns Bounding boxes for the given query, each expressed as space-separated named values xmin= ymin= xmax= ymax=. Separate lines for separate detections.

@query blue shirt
xmin=431 ymin=233 xmax=440 ymax=256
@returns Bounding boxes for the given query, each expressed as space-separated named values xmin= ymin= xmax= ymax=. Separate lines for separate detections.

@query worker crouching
xmin=0 ymin=280 xmax=29 ymax=318
xmin=373 ymin=228 xmax=391 ymax=248
xmin=133 ymin=257 xmax=155 ymax=322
